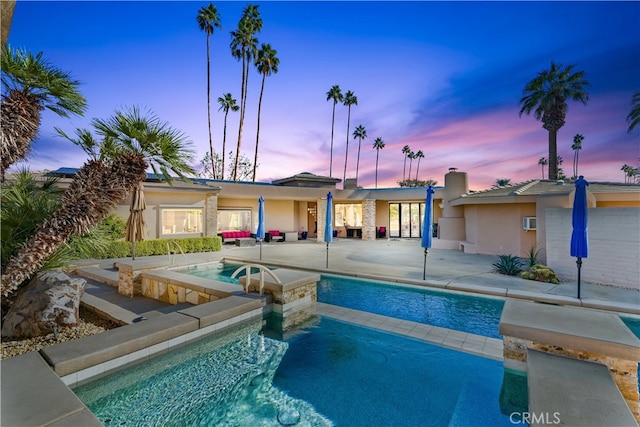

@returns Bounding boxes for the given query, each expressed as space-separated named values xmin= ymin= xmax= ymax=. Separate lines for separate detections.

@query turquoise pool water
xmin=74 ymin=314 xmax=522 ymax=426
xmin=317 ymin=275 xmax=504 ymax=338
xmin=183 ymin=264 xmax=505 ymax=339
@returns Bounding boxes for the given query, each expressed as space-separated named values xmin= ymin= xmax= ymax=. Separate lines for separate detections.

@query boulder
xmin=1 ymin=270 xmax=86 ymax=339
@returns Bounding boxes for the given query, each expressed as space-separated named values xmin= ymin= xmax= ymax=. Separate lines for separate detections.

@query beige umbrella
xmin=126 ymin=182 xmax=146 ymax=260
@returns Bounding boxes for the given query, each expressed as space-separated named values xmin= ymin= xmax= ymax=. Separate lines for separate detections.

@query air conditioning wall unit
xmin=523 ymin=216 xmax=537 ymax=231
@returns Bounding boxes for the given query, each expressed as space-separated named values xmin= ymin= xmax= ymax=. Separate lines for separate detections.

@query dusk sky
xmin=7 ymin=1 xmax=640 ymax=190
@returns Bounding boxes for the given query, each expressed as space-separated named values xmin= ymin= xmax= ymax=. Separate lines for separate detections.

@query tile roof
xmin=457 ymin=179 xmax=640 ymax=200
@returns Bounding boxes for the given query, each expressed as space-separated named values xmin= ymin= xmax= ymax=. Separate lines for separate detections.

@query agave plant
xmin=1 ymin=106 xmax=195 ymax=298
xmin=492 ymin=254 xmax=525 ymax=276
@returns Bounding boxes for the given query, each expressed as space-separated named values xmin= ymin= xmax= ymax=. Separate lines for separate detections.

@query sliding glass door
xmin=388 ymin=202 xmax=425 ymax=238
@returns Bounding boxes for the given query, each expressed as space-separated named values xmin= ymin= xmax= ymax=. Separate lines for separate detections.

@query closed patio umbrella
xmin=256 ymin=196 xmax=265 ymax=260
xmin=126 ymin=182 xmax=146 ymax=260
xmin=421 ymin=186 xmax=435 ymax=280
xmin=324 ymin=192 xmax=333 ymax=268
xmin=570 ymin=176 xmax=589 ymax=299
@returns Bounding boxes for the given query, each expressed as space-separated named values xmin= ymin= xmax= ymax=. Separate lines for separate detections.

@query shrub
xmin=100 ymin=214 xmax=127 ymax=240
xmin=492 ymin=254 xmax=525 ymax=276
xmin=520 ymin=264 xmax=560 ymax=284
xmin=524 ymin=244 xmax=544 ymax=269
xmin=90 ymin=236 xmax=222 ymax=259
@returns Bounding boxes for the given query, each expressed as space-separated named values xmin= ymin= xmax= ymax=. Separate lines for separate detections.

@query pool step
xmin=76 ymin=266 xmax=119 ymax=287
xmin=527 ymin=350 xmax=638 ymax=427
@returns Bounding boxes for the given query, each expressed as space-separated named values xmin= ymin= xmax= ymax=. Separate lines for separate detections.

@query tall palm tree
xmin=326 ymin=85 xmax=343 ymax=177
xmin=1 ymin=46 xmax=87 ymax=181
xmin=571 ymin=133 xmax=584 ymax=179
xmin=627 ymin=91 xmax=640 ymax=133
xmin=353 ymin=124 xmax=367 ymax=184
xmin=230 ymin=4 xmax=261 ymax=181
xmin=414 ymin=150 xmax=424 ymax=181
xmin=342 ymin=90 xmax=357 ymax=186
xmin=538 ymin=157 xmax=548 ymax=179
xmin=401 ymin=145 xmax=411 ymax=181
xmin=407 ymin=150 xmax=416 ymax=183
xmin=1 ymin=0 xmax=15 ymax=47
xmin=372 ymin=137 xmax=385 ymax=188
xmin=252 ymin=43 xmax=279 ymax=182
xmin=217 ymin=93 xmax=239 ymax=180
xmin=621 ymin=164 xmax=638 ymax=183
xmin=1 ymin=106 xmax=195 ymax=297
xmin=519 ymin=62 xmax=590 ymax=180
xmin=196 ymin=3 xmax=222 ymax=179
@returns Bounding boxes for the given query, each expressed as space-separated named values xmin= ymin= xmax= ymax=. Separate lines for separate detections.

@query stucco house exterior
xmin=48 ymin=167 xmax=640 ymax=289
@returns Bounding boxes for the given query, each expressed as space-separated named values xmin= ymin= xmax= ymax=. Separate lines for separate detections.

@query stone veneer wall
xmin=316 ymin=197 xmax=328 ymax=242
xmin=503 ymin=336 xmax=640 ymax=422
xmin=205 ymin=194 xmax=218 ymax=237
xmin=140 ymin=278 xmax=220 ymax=305
xmin=361 ymin=199 xmax=376 ymax=241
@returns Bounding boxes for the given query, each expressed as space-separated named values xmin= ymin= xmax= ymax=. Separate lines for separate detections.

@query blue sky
xmin=7 ymin=1 xmax=640 ymax=190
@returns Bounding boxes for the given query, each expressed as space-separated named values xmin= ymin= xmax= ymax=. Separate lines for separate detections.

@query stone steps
xmin=76 ymin=266 xmax=119 ymax=287
xmin=527 ymin=350 xmax=638 ymax=427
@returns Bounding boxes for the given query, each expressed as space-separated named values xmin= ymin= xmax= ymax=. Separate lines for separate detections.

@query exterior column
xmin=205 ymin=194 xmax=218 ymax=236
xmin=316 ymin=197 xmax=328 ymax=242
xmin=362 ymin=199 xmax=376 ymax=240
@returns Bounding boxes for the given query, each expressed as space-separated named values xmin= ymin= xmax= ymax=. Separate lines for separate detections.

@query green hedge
xmin=97 ymin=236 xmax=222 ymax=259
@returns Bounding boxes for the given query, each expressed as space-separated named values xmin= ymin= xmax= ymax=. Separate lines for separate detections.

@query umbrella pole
xmin=132 ymin=242 xmax=136 ymax=261
xmin=423 ymin=248 xmax=428 ymax=280
xmin=576 ymin=257 xmax=582 ymax=299
xmin=326 ymin=243 xmax=329 ymax=268
xmin=259 ymin=240 xmax=263 ymax=260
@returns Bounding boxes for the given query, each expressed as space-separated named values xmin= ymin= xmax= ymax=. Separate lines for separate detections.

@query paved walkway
xmin=82 ymin=238 xmax=639 ymax=317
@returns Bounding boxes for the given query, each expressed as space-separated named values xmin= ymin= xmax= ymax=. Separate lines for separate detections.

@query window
xmin=334 ymin=203 xmax=362 ymax=227
xmin=161 ymin=208 xmax=203 ymax=236
xmin=217 ymin=209 xmax=252 ymax=232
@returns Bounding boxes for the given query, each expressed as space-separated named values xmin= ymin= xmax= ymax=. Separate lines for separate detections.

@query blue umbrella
xmin=421 ymin=186 xmax=435 ymax=280
xmin=256 ymin=196 xmax=265 ymax=259
xmin=570 ymin=176 xmax=589 ymax=298
xmin=324 ymin=192 xmax=333 ymax=268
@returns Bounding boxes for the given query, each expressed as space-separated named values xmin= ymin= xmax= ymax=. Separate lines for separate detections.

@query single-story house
xmin=46 ymin=167 xmax=639 ymax=289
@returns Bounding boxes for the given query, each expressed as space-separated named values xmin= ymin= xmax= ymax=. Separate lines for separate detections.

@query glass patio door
xmin=389 ymin=202 xmax=425 ymax=238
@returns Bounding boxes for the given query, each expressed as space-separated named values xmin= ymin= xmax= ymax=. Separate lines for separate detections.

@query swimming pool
xmin=182 ymin=263 xmax=505 ymax=339
xmin=74 ymin=313 xmax=522 ymax=426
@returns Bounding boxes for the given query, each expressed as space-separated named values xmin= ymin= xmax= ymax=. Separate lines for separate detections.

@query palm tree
xmin=1 ymin=46 xmax=87 ymax=181
xmin=401 ymin=145 xmax=411 ymax=181
xmin=326 ymin=85 xmax=343 ymax=177
xmin=414 ymin=150 xmax=424 ymax=181
xmin=621 ymin=164 xmax=638 ymax=183
xmin=538 ymin=157 xmax=548 ymax=179
xmin=1 ymin=106 xmax=195 ymax=297
xmin=230 ymin=4 xmax=261 ymax=181
xmin=342 ymin=90 xmax=357 ymax=186
xmin=1 ymin=0 xmax=15 ymax=47
xmin=407 ymin=150 xmax=416 ymax=183
xmin=196 ymin=3 xmax=222 ymax=179
xmin=217 ymin=93 xmax=239 ymax=180
xmin=571 ymin=133 xmax=584 ymax=179
xmin=519 ymin=62 xmax=590 ymax=180
xmin=494 ymin=178 xmax=511 ymax=188
xmin=252 ymin=43 xmax=279 ymax=182
xmin=372 ymin=137 xmax=385 ymax=188
xmin=627 ymin=91 xmax=640 ymax=133
xmin=353 ymin=124 xmax=367 ymax=184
